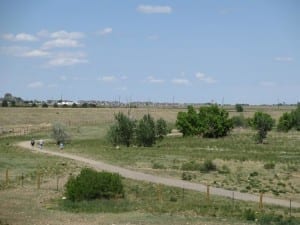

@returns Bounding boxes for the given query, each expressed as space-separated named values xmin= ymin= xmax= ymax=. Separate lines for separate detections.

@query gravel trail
xmin=17 ymin=141 xmax=300 ymax=208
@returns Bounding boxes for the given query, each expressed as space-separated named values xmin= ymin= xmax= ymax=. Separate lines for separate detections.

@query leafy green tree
xmin=235 ymin=104 xmax=244 ymax=112
xmin=176 ymin=105 xmax=199 ymax=136
xmin=42 ymin=102 xmax=48 ymax=108
xmin=156 ymin=118 xmax=168 ymax=140
xmin=136 ymin=114 xmax=156 ymax=147
xmin=107 ymin=112 xmax=135 ymax=147
xmin=198 ymin=105 xmax=233 ymax=138
xmin=277 ymin=105 xmax=300 ymax=132
xmin=176 ymin=105 xmax=233 ymax=138
xmin=250 ymin=112 xmax=275 ymax=143
xmin=291 ymin=106 xmax=300 ymax=131
xmin=277 ymin=112 xmax=293 ymax=132
xmin=51 ymin=123 xmax=70 ymax=145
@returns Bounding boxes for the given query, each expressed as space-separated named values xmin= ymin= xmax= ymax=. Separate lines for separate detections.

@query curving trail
xmin=18 ymin=141 xmax=300 ymax=209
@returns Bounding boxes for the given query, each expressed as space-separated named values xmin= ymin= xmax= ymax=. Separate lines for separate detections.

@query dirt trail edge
xmin=18 ymin=141 xmax=300 ymax=209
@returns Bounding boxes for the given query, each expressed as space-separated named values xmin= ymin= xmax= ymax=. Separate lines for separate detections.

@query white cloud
xmin=47 ymin=57 xmax=87 ymax=67
xmin=0 ymin=46 xmax=49 ymax=58
xmin=172 ymin=78 xmax=190 ymax=85
xmin=98 ymin=27 xmax=113 ymax=36
xmin=50 ymin=30 xmax=85 ymax=39
xmin=147 ymin=76 xmax=164 ymax=84
xmin=37 ymin=30 xmax=50 ymax=38
xmin=195 ymin=72 xmax=217 ymax=84
xmin=22 ymin=49 xmax=50 ymax=57
xmin=259 ymin=81 xmax=276 ymax=87
xmin=2 ymin=33 xmax=38 ymax=42
xmin=98 ymin=76 xmax=117 ymax=82
xmin=42 ymin=38 xmax=82 ymax=49
xmin=47 ymin=52 xmax=88 ymax=67
xmin=137 ymin=5 xmax=173 ymax=14
xmin=28 ymin=81 xmax=44 ymax=88
xmin=274 ymin=57 xmax=294 ymax=62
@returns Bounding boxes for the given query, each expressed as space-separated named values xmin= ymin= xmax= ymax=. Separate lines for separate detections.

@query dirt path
xmin=18 ymin=141 xmax=300 ymax=209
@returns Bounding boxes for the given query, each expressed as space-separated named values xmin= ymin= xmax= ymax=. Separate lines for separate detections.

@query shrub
xmin=243 ymin=208 xmax=256 ymax=221
xmin=1 ymin=100 xmax=8 ymax=107
xmin=249 ymin=111 xmax=275 ymax=143
xmin=182 ymin=172 xmax=192 ymax=181
xmin=51 ymin=122 xmax=70 ymax=145
xmin=156 ymin=118 xmax=168 ymax=140
xmin=176 ymin=105 xmax=233 ymax=138
xmin=200 ymin=159 xmax=217 ymax=172
xmin=181 ymin=161 xmax=201 ymax=171
xmin=65 ymin=168 xmax=124 ymax=202
xmin=235 ymin=104 xmax=244 ymax=112
xmin=277 ymin=112 xmax=293 ymax=132
xmin=264 ymin=162 xmax=275 ymax=169
xmin=231 ymin=114 xmax=248 ymax=128
xmin=107 ymin=112 xmax=135 ymax=147
xmin=136 ymin=114 xmax=156 ymax=147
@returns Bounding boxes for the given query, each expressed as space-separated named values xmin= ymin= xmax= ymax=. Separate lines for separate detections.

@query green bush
xmin=231 ymin=114 xmax=248 ymax=128
xmin=176 ymin=105 xmax=233 ymax=138
xmin=107 ymin=112 xmax=135 ymax=147
xmin=235 ymin=104 xmax=244 ymax=112
xmin=51 ymin=122 xmax=70 ymax=145
xmin=181 ymin=161 xmax=201 ymax=171
xmin=65 ymin=168 xmax=124 ymax=202
xmin=243 ymin=208 xmax=256 ymax=221
xmin=249 ymin=111 xmax=275 ymax=143
xmin=200 ymin=159 xmax=217 ymax=172
xmin=156 ymin=118 xmax=168 ymax=140
xmin=264 ymin=162 xmax=275 ymax=169
xmin=136 ymin=114 xmax=156 ymax=147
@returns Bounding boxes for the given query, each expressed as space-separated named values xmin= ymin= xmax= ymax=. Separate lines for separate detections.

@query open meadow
xmin=0 ymin=106 xmax=299 ymax=225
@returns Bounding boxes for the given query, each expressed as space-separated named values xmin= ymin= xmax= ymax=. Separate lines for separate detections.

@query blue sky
xmin=0 ymin=0 xmax=299 ymax=104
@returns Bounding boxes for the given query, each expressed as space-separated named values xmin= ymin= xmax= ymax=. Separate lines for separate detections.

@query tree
xmin=51 ymin=123 xmax=70 ymax=145
xmin=176 ymin=105 xmax=199 ymax=136
xmin=42 ymin=102 xmax=48 ymax=108
xmin=136 ymin=114 xmax=156 ymax=147
xmin=250 ymin=112 xmax=275 ymax=143
xmin=277 ymin=105 xmax=300 ymax=132
xmin=277 ymin=112 xmax=293 ymax=132
xmin=198 ymin=105 xmax=233 ymax=138
xmin=176 ymin=105 xmax=233 ymax=138
xmin=156 ymin=118 xmax=168 ymax=140
xmin=235 ymin=104 xmax=244 ymax=112
xmin=107 ymin=112 xmax=135 ymax=147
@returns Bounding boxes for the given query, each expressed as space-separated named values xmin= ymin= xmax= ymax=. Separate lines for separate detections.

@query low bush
xmin=200 ymin=159 xmax=217 ymax=173
xmin=181 ymin=161 xmax=201 ymax=171
xmin=264 ymin=162 xmax=275 ymax=169
xmin=65 ymin=168 xmax=124 ymax=202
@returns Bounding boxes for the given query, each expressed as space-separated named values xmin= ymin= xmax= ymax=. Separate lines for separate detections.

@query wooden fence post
xmin=37 ymin=171 xmax=41 ymax=190
xmin=5 ymin=169 xmax=9 ymax=186
xmin=259 ymin=192 xmax=263 ymax=210
xmin=206 ymin=185 xmax=210 ymax=203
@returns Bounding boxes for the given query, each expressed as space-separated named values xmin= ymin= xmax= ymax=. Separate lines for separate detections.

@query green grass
xmin=0 ymin=136 xmax=78 ymax=189
xmin=55 ymin=178 xmax=300 ymax=225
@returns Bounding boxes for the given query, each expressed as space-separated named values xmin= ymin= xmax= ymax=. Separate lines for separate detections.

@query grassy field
xmin=0 ymin=106 xmax=299 ymax=225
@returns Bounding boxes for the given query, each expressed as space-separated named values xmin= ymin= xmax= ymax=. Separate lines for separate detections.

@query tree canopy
xmin=176 ymin=105 xmax=233 ymax=138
